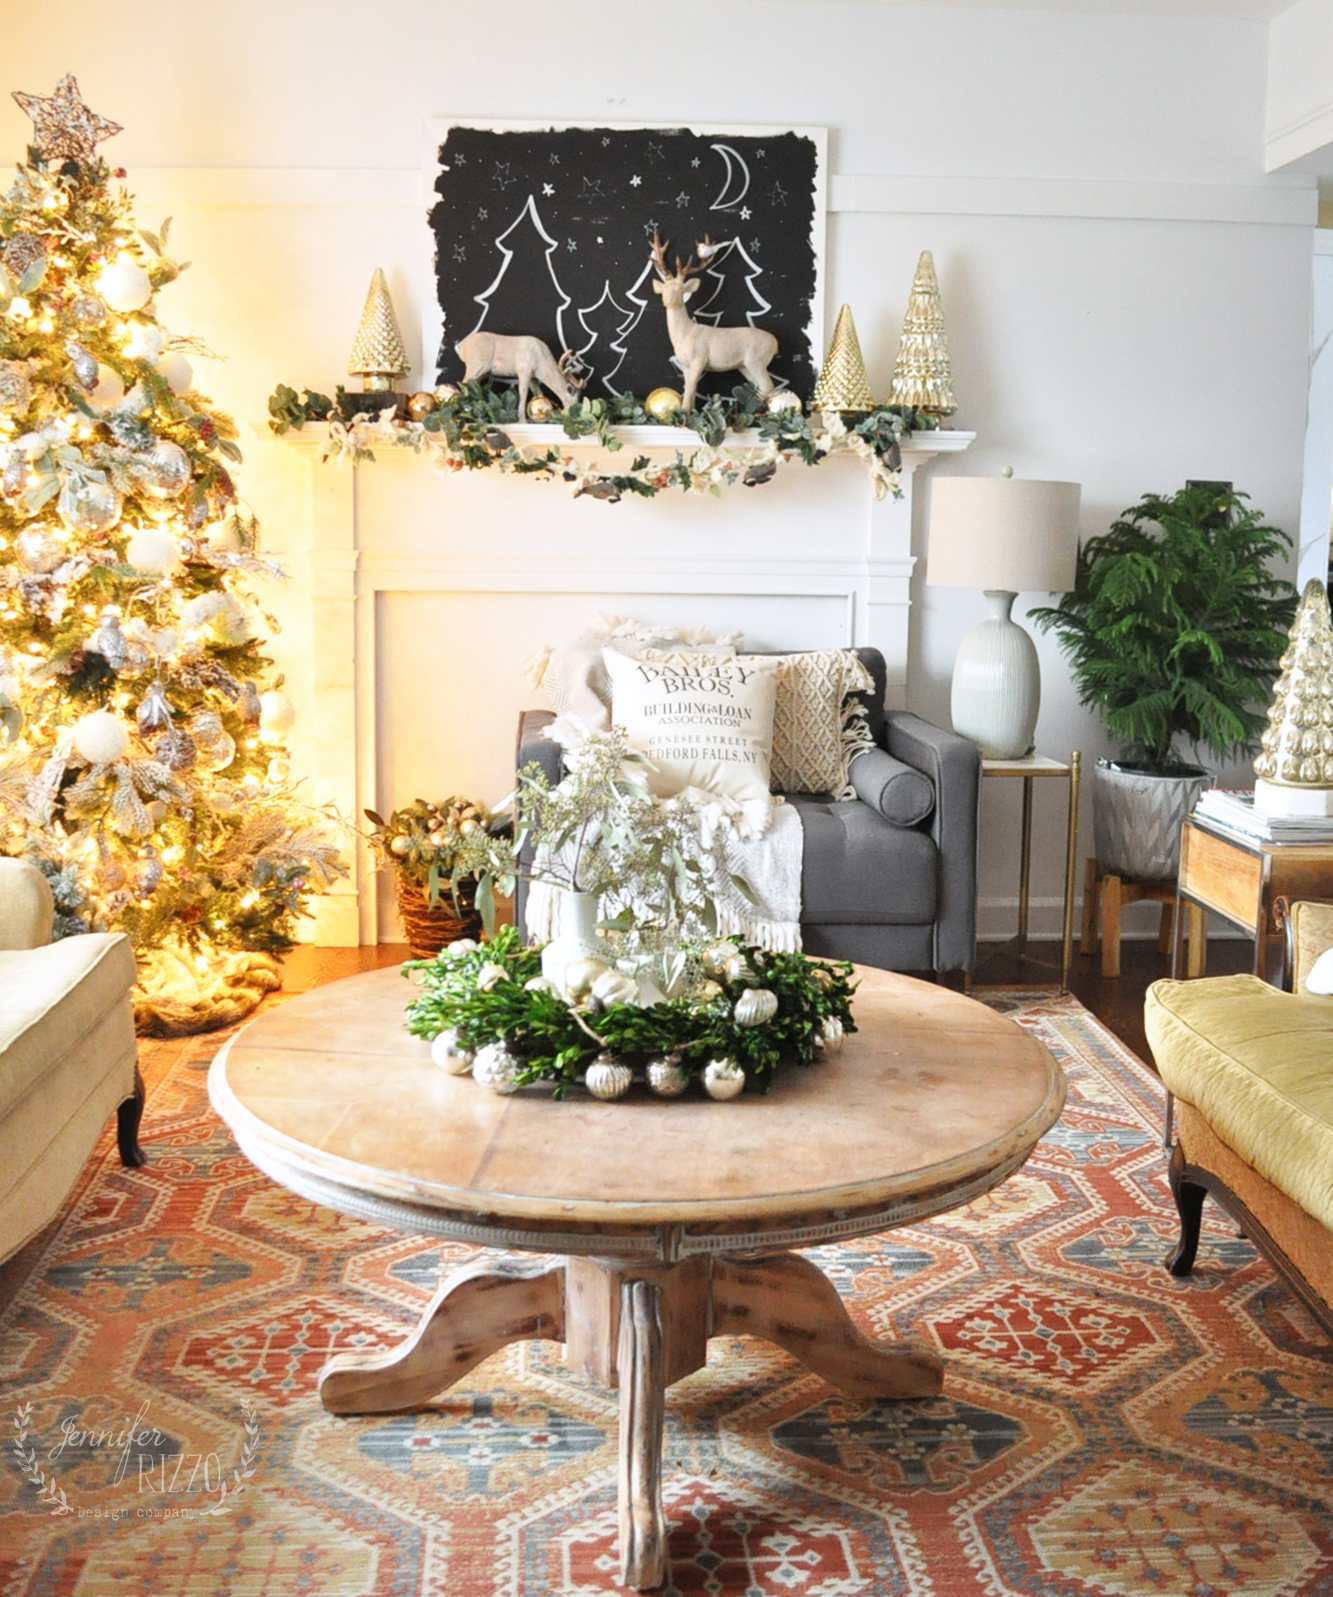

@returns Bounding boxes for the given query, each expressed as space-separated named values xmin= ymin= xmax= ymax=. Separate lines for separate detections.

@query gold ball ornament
xmin=645 ymin=387 xmax=683 ymax=423
xmin=526 ymin=394 xmax=555 ymax=422
xmin=406 ymin=391 xmax=436 ymax=422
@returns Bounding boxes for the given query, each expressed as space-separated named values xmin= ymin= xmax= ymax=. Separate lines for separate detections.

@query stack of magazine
xmin=1192 ymin=787 xmax=1333 ymax=845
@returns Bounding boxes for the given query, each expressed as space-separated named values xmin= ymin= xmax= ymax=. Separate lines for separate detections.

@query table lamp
xmin=927 ymin=474 xmax=1081 ymax=759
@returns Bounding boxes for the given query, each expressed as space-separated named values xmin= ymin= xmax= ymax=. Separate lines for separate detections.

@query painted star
xmin=549 ymin=152 xmax=561 ymax=165
xmin=602 ymin=136 xmax=611 ymax=147
xmin=567 ymin=239 xmax=578 ymax=252
xmin=757 ymin=148 xmax=766 ymax=158
xmin=674 ymin=191 xmax=690 ymax=208
xmin=477 ymin=208 xmax=488 ymax=220
xmin=629 ymin=175 xmax=642 ymax=187
xmin=454 ymin=151 xmax=467 ymax=165
xmin=750 ymin=239 xmax=762 ymax=253
xmin=691 ymin=157 xmax=701 ymax=168
xmin=453 ymin=243 xmax=467 ymax=261
xmin=647 ymin=142 xmax=665 ymax=162
xmin=644 ymin=220 xmax=660 ymax=236
xmin=580 ymin=176 xmax=603 ymax=200
xmin=11 ymin=74 xmax=122 ymax=164
xmin=543 ymin=182 xmax=555 ymax=196
xmin=739 ymin=205 xmax=752 ymax=220
xmin=493 ymin=162 xmax=514 ymax=189
xmin=769 ymin=181 xmax=787 ymax=206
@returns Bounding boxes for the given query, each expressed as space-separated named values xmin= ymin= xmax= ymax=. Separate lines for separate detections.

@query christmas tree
xmin=0 ymin=76 xmax=344 ymax=971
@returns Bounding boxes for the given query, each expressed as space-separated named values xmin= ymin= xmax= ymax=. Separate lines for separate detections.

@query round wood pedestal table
xmin=209 ymin=965 xmax=1064 ymax=1591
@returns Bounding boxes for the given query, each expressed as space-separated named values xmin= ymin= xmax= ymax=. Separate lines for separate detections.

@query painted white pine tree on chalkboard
xmin=573 ymin=281 xmax=641 ymax=398
xmin=470 ymin=196 xmax=571 ymax=360
xmin=690 ymin=237 xmax=772 ymax=332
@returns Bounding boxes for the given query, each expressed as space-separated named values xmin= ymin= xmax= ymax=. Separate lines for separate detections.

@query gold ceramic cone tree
xmin=1253 ymin=578 xmax=1333 ymax=814
xmin=348 ymin=267 xmax=409 ymax=391
xmin=888 ymin=250 xmax=957 ymax=417
xmin=811 ymin=304 xmax=875 ymax=414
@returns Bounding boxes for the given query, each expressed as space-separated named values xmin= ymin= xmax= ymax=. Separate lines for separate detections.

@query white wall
xmin=1267 ymin=0 xmax=1333 ymax=172
xmin=2 ymin=0 xmax=1316 ymax=941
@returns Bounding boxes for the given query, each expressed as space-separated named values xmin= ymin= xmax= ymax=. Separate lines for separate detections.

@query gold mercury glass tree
xmin=1254 ymin=577 xmax=1333 ymax=809
xmin=810 ymin=304 xmax=875 ymax=415
xmin=888 ymin=249 xmax=957 ymax=417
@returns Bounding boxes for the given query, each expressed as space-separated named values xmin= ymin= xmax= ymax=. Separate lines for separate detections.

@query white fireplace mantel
xmin=276 ymin=424 xmax=972 ymax=943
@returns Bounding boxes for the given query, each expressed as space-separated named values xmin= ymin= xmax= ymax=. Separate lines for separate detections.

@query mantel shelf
xmin=259 ymin=420 xmax=976 ymax=462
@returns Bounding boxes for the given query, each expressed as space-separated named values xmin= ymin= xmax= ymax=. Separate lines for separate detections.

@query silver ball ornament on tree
xmin=237 ymin=681 xmax=263 ymax=724
xmin=0 ymin=361 xmax=33 ymax=413
xmin=58 ymin=475 xmax=122 ymax=535
xmin=66 ymin=341 xmax=99 ymax=391
xmin=135 ymin=440 xmax=192 ymax=500
xmin=17 ymin=527 xmax=62 ymax=573
xmin=153 ymin=728 xmax=198 ymax=771
xmin=703 ymin=1058 xmax=746 ymax=1101
xmin=69 ymin=294 xmax=108 ymax=330
xmin=585 ymin=1054 xmax=633 ymax=1100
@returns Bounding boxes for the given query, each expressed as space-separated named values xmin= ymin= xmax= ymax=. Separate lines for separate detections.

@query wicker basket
xmin=394 ymin=872 xmax=483 ymax=959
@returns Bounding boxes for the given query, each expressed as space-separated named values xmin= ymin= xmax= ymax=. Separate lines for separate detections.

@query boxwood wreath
xmin=266 ymin=379 xmax=939 ymax=504
xmin=403 ymin=925 xmax=858 ymax=1101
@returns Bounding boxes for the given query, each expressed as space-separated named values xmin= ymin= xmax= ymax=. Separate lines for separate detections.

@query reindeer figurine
xmin=649 ymin=232 xmax=778 ymax=412
xmin=454 ymin=330 xmax=586 ymax=418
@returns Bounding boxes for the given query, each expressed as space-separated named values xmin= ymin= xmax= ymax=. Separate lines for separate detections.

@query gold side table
xmin=973 ymin=751 xmax=1081 ymax=992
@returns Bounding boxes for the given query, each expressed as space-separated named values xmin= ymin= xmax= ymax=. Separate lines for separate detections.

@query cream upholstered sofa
xmin=0 ymin=857 xmax=143 ymax=1263
xmin=1143 ymin=899 xmax=1333 ymax=1340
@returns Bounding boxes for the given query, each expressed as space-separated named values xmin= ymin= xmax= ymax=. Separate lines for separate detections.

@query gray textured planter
xmin=1092 ymin=760 xmax=1212 ymax=880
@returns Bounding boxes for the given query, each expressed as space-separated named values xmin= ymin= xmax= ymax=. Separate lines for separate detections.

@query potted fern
xmin=1031 ymin=485 xmax=1297 ymax=879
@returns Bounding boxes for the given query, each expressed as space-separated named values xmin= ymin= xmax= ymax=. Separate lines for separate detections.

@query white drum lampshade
xmin=927 ymin=476 xmax=1081 ymax=758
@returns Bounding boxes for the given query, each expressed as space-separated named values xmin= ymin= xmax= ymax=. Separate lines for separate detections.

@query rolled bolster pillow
xmin=849 ymin=747 xmax=935 ymax=826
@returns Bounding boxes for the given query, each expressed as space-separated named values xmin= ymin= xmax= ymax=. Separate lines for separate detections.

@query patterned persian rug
xmin=1 ymin=988 xmax=1330 ymax=1597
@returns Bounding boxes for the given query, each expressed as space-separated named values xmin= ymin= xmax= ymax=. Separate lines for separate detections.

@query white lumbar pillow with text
xmin=603 ymin=648 xmax=779 ymax=837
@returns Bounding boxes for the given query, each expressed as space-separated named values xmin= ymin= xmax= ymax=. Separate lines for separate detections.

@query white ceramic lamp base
xmin=949 ymin=590 xmax=1041 ymax=759
xmin=1254 ymin=778 xmax=1333 ymax=818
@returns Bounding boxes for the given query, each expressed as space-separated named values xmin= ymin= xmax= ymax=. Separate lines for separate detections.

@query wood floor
xmin=279 ymin=933 xmax=1257 ymax=1069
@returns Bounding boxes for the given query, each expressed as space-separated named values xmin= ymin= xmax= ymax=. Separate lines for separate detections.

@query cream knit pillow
xmin=769 ymin=649 xmax=876 ymax=796
xmin=603 ymin=648 xmax=779 ymax=836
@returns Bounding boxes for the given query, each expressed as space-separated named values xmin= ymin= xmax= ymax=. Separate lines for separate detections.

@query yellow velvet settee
xmin=1144 ymin=900 xmax=1333 ymax=1340
xmin=0 ymin=857 xmax=143 ymax=1263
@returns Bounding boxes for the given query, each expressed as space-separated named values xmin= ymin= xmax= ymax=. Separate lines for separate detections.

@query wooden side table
xmin=975 ymin=751 xmax=1081 ymax=992
xmin=1172 ymin=817 xmax=1333 ymax=979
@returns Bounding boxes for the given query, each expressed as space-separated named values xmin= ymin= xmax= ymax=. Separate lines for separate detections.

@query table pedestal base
xmin=318 ymin=1249 xmax=943 ymax=1591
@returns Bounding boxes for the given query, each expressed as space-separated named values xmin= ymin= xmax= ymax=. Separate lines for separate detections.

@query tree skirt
xmin=132 ymin=944 xmax=283 ymax=1036
xmin=1 ymin=990 xmax=1330 ymax=1596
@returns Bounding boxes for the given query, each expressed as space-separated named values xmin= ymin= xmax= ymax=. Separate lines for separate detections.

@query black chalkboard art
xmin=428 ymin=122 xmax=826 ymax=405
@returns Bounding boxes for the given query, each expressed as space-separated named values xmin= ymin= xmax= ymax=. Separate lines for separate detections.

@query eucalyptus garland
xmin=403 ymin=925 xmax=858 ymax=1100
xmin=267 ymin=380 xmax=938 ymax=504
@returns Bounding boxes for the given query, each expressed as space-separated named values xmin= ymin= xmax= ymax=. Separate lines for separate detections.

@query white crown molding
xmin=1265 ymin=99 xmax=1333 ymax=175
xmin=5 ymin=162 xmax=1308 ymax=229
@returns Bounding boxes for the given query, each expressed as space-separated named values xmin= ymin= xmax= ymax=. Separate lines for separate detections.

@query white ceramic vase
xmin=539 ymin=890 xmax=606 ymax=997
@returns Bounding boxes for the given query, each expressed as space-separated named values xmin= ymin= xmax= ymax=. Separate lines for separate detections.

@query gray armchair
xmin=515 ymin=647 xmax=980 ymax=974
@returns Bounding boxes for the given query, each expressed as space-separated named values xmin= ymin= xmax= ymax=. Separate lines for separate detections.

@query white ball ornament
xmin=430 ymin=1029 xmax=474 ymax=1074
xmin=97 ymin=258 xmax=152 ymax=313
xmin=157 ymin=351 xmax=193 ymax=394
xmin=91 ymin=364 xmax=125 ymax=408
xmin=125 ymin=525 xmax=179 ymax=576
xmin=703 ymin=1058 xmax=746 ymax=1101
xmin=72 ymin=710 xmax=130 ymax=765
xmin=258 ymin=690 xmax=296 ymax=738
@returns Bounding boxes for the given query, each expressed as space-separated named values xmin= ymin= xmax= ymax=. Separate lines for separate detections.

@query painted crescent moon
xmin=710 ymin=143 xmax=751 ymax=211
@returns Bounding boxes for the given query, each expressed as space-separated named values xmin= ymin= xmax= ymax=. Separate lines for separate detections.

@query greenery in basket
xmin=403 ymin=925 xmax=857 ymax=1098
xmin=364 ymin=797 xmax=511 ymax=930
xmin=1030 ymin=486 xmax=1298 ymax=775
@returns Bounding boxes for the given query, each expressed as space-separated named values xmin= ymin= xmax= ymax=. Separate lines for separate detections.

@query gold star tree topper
xmin=12 ymin=73 xmax=122 ymax=164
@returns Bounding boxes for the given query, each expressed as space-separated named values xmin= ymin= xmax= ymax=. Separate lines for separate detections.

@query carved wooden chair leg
xmin=117 ymin=1064 xmax=147 ymax=1167
xmin=618 ymin=1278 xmax=668 ymax=1591
xmin=319 ymin=1259 xmax=566 ymax=1414
xmin=1165 ymin=1140 xmax=1207 ymax=1278
xmin=711 ymin=1252 xmax=943 ymax=1400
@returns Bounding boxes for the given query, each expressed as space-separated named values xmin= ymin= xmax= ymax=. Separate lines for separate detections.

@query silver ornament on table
xmin=66 ymin=340 xmax=98 ymax=390
xmin=58 ymin=475 xmax=122 ymax=535
xmin=472 ymin=1040 xmax=522 ymax=1095
xmin=646 ymin=1053 xmax=690 ymax=1097
xmin=0 ymin=361 xmax=33 ymax=413
xmin=430 ymin=1028 xmax=474 ymax=1075
xmin=701 ymin=940 xmax=736 ymax=978
xmin=733 ymin=988 xmax=778 ymax=1027
xmin=524 ymin=975 xmax=556 ymax=994
xmin=136 ymin=681 xmax=173 ymax=734
xmin=585 ymin=1053 xmax=633 ymax=1101
xmin=89 ymin=605 xmax=128 ymax=668
xmin=69 ymin=294 xmax=108 ymax=330
xmin=695 ymin=978 xmax=723 ymax=1003
xmin=703 ymin=1058 xmax=746 ymax=1101
xmin=475 ymin=962 xmax=507 ymax=993
xmin=237 ymin=680 xmax=262 ymax=724
xmin=17 ymin=527 xmax=62 ymax=573
xmin=136 ymin=847 xmax=163 ymax=898
xmin=152 ymin=728 xmax=198 ymax=771
xmin=134 ymin=440 xmax=192 ymax=500
xmin=723 ymin=952 xmax=758 ymax=985
xmin=818 ymin=1015 xmax=845 ymax=1052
